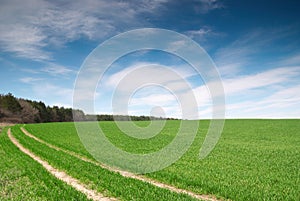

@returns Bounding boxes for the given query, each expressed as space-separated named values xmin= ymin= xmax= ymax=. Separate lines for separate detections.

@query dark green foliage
xmin=0 ymin=93 xmax=81 ymax=123
xmin=28 ymin=100 xmax=50 ymax=122
xmin=96 ymin=114 xmax=177 ymax=121
xmin=0 ymin=93 xmax=22 ymax=113
xmin=0 ymin=93 xmax=177 ymax=124
xmin=0 ymin=93 xmax=23 ymax=123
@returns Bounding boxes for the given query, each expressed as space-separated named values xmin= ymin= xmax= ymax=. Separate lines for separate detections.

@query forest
xmin=0 ymin=93 xmax=176 ymax=123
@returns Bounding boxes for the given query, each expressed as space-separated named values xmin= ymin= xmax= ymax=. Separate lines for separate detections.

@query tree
xmin=19 ymin=99 xmax=39 ymax=123
xmin=73 ymin=109 xmax=85 ymax=121
xmin=0 ymin=93 xmax=177 ymax=124
xmin=0 ymin=93 xmax=22 ymax=114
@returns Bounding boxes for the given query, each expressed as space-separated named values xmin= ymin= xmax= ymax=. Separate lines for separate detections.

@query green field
xmin=0 ymin=126 xmax=90 ymax=200
xmin=2 ymin=120 xmax=300 ymax=200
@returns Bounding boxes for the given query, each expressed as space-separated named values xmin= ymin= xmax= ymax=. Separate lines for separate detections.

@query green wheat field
xmin=1 ymin=119 xmax=299 ymax=200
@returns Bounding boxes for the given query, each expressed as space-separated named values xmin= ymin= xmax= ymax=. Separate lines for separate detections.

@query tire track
xmin=8 ymin=128 xmax=117 ymax=201
xmin=21 ymin=127 xmax=222 ymax=201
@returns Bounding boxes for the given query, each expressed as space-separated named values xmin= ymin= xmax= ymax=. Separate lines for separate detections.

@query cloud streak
xmin=194 ymin=0 xmax=223 ymax=14
xmin=185 ymin=27 xmax=214 ymax=40
xmin=99 ymin=58 xmax=300 ymax=119
xmin=0 ymin=0 xmax=168 ymax=61
xmin=41 ymin=64 xmax=76 ymax=76
xmin=0 ymin=0 xmax=224 ymax=61
xmin=214 ymin=27 xmax=298 ymax=78
xmin=20 ymin=77 xmax=43 ymax=84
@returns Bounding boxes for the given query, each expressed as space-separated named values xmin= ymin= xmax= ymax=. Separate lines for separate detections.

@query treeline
xmin=86 ymin=114 xmax=177 ymax=121
xmin=0 ymin=93 xmax=85 ymax=123
xmin=0 ymin=93 xmax=177 ymax=123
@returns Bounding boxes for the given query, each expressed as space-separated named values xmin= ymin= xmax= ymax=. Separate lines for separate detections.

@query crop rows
xmin=23 ymin=120 xmax=300 ymax=200
xmin=0 ymin=126 xmax=90 ymax=200
xmin=9 ymin=125 xmax=199 ymax=201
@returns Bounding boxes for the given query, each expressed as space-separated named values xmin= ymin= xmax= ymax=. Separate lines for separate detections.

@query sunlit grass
xmin=12 ymin=125 xmax=197 ymax=200
xmin=25 ymin=119 xmax=300 ymax=200
xmin=0 ymin=127 xmax=90 ymax=200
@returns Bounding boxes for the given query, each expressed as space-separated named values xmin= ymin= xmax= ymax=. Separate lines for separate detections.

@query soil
xmin=20 ymin=127 xmax=222 ymax=201
xmin=8 ymin=128 xmax=117 ymax=201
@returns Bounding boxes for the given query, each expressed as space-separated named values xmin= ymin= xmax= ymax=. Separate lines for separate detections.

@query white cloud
xmin=167 ymin=40 xmax=188 ymax=52
xmin=225 ymin=85 xmax=300 ymax=118
xmin=0 ymin=0 xmax=223 ymax=61
xmin=192 ymin=66 xmax=300 ymax=118
xmin=33 ymin=83 xmax=73 ymax=97
xmin=185 ymin=27 xmax=215 ymax=41
xmin=278 ymin=53 xmax=300 ymax=66
xmin=192 ymin=85 xmax=211 ymax=106
xmin=187 ymin=27 xmax=211 ymax=36
xmin=89 ymin=64 xmax=300 ymax=118
xmin=105 ymin=62 xmax=196 ymax=90
xmin=223 ymin=67 xmax=300 ymax=95
xmin=214 ymin=38 xmax=257 ymax=77
xmin=213 ymin=28 xmax=295 ymax=78
xmin=0 ymin=24 xmax=50 ymax=61
xmin=20 ymin=77 xmax=43 ymax=83
xmin=95 ymin=61 xmax=201 ymax=118
xmin=41 ymin=64 xmax=75 ymax=76
xmin=130 ymin=90 xmax=177 ymax=106
xmin=222 ymin=67 xmax=300 ymax=118
xmin=194 ymin=0 xmax=223 ymax=14
xmin=243 ymin=85 xmax=300 ymax=112
xmin=20 ymin=63 xmax=75 ymax=77
xmin=32 ymin=82 xmax=74 ymax=107
xmin=0 ymin=0 xmax=169 ymax=61
xmin=217 ymin=63 xmax=242 ymax=77
xmin=101 ymin=63 xmax=300 ymax=119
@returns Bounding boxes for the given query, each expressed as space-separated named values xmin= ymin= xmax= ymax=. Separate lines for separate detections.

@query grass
xmin=24 ymin=119 xmax=300 ymax=200
xmin=11 ymin=125 xmax=197 ymax=201
xmin=0 ymin=126 xmax=90 ymax=200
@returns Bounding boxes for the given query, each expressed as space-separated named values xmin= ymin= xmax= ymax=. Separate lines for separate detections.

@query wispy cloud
xmin=185 ymin=27 xmax=213 ymax=39
xmin=223 ymin=67 xmax=300 ymax=95
xmin=94 ymin=61 xmax=199 ymax=118
xmin=100 ymin=57 xmax=300 ymax=118
xmin=75 ymin=63 xmax=300 ymax=118
xmin=190 ymin=66 xmax=300 ymax=118
xmin=226 ymin=67 xmax=300 ymax=118
xmin=226 ymin=84 xmax=300 ymax=118
xmin=0 ymin=0 xmax=223 ymax=61
xmin=20 ymin=63 xmax=75 ymax=77
xmin=32 ymin=82 xmax=73 ymax=107
xmin=213 ymin=27 xmax=297 ymax=77
xmin=105 ymin=62 xmax=196 ymax=90
xmin=184 ymin=27 xmax=223 ymax=45
xmin=0 ymin=0 xmax=169 ymax=61
xmin=214 ymin=32 xmax=264 ymax=77
xmin=41 ymin=64 xmax=75 ymax=76
xmin=194 ymin=0 xmax=223 ymax=14
xmin=278 ymin=53 xmax=300 ymax=66
xmin=130 ymin=93 xmax=177 ymax=107
xmin=0 ymin=24 xmax=50 ymax=61
xmin=20 ymin=77 xmax=43 ymax=84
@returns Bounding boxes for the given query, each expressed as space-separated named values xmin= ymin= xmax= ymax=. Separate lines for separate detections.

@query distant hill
xmin=0 ymin=93 xmax=177 ymax=123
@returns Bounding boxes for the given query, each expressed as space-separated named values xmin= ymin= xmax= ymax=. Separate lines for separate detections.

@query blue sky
xmin=0 ymin=0 xmax=300 ymax=118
